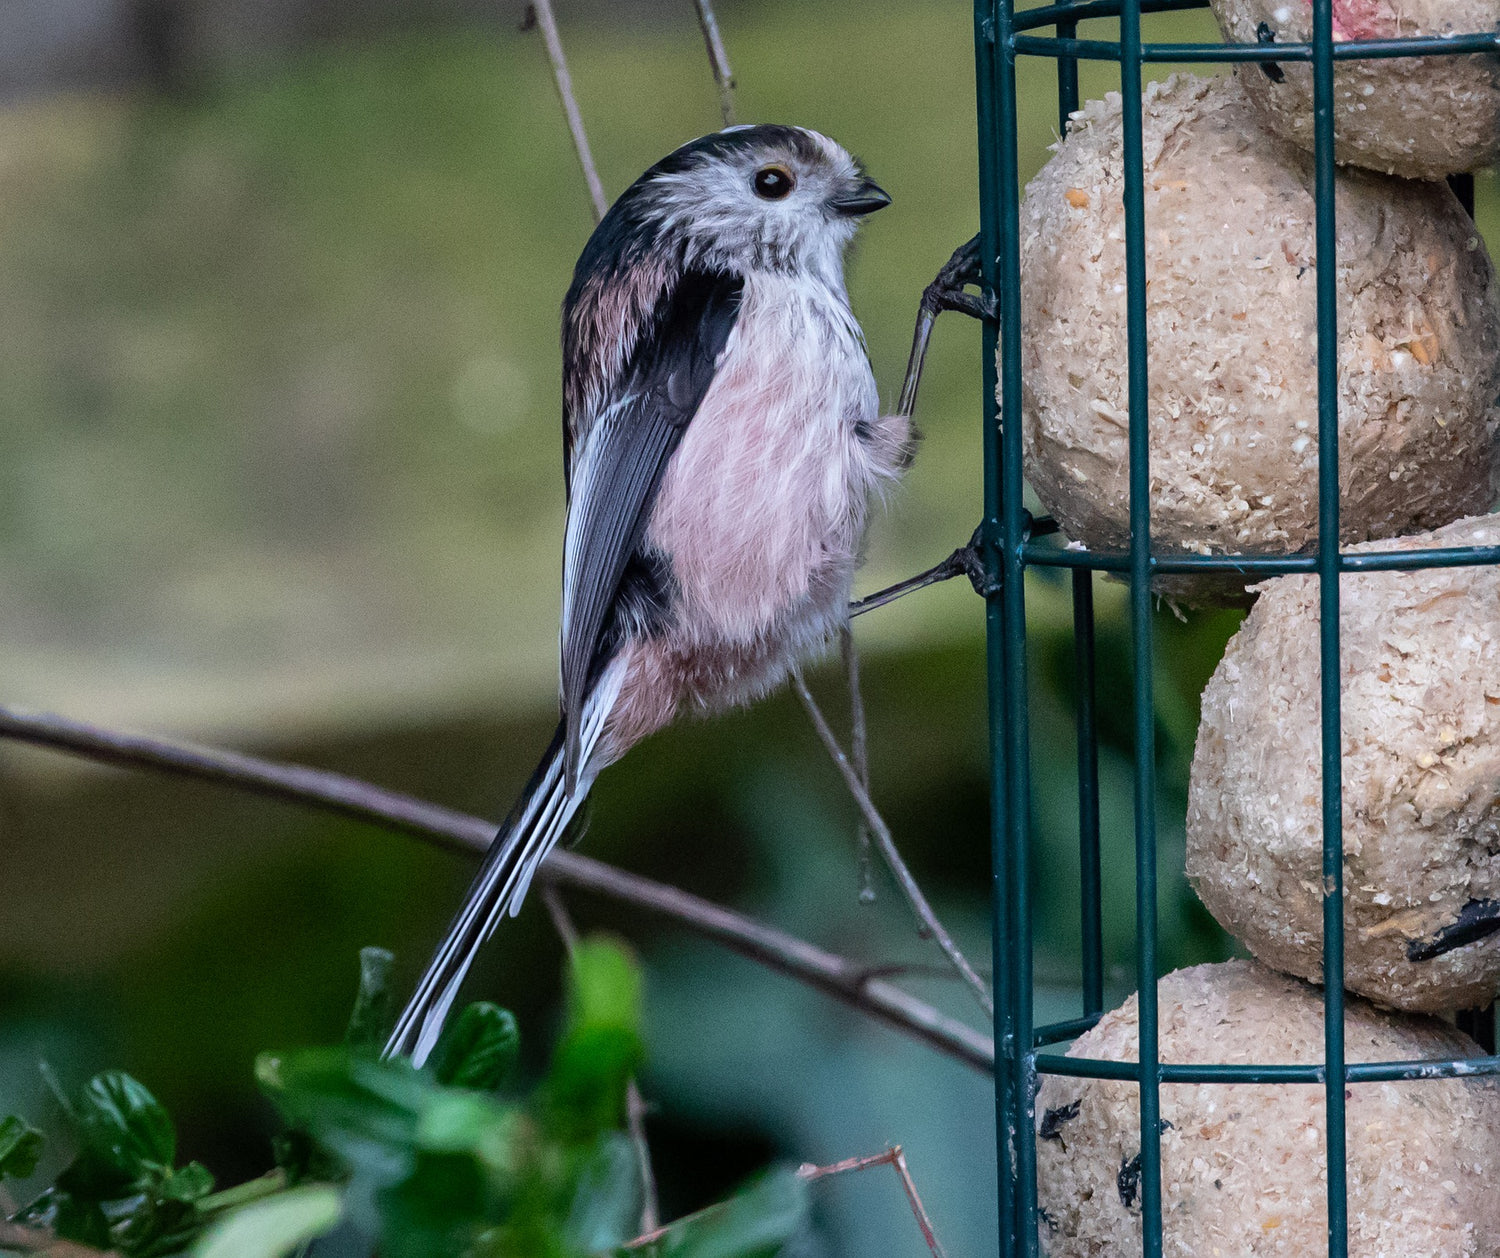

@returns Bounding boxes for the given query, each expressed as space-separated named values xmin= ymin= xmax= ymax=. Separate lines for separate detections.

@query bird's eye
xmin=752 ymin=165 xmax=796 ymax=200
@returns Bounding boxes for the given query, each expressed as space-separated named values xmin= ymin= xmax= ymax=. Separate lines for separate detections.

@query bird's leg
xmin=897 ymin=234 xmax=996 ymax=418
xmin=1407 ymin=898 xmax=1500 ymax=962
xmin=849 ymin=525 xmax=990 ymax=619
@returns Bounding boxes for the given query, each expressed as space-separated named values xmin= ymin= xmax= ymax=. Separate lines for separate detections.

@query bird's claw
xmin=898 ymin=234 xmax=996 ymax=418
xmin=919 ymin=234 xmax=996 ymax=323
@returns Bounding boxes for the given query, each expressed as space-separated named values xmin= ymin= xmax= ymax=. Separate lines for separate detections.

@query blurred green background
xmin=0 ymin=1 xmax=1495 ymax=1253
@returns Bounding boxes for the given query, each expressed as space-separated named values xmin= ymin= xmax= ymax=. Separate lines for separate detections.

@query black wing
xmin=559 ymin=266 xmax=743 ymax=785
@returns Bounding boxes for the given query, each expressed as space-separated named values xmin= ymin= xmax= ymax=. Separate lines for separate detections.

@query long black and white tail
xmin=384 ymin=666 xmax=622 ymax=1066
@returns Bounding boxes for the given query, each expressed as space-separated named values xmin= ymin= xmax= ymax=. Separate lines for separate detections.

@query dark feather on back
xmin=558 ymin=266 xmax=743 ymax=782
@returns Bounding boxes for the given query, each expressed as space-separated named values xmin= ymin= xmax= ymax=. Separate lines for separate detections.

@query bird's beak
xmin=829 ymin=175 xmax=891 ymax=217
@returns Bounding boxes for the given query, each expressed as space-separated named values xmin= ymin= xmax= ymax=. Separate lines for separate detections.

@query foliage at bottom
xmin=1 ymin=938 xmax=806 ymax=1258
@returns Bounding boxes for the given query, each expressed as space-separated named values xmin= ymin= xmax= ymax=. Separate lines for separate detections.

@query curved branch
xmin=0 ymin=705 xmax=993 ymax=1074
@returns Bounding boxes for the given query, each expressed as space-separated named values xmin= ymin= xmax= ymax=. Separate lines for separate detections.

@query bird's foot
xmin=919 ymin=234 xmax=995 ymax=323
xmin=897 ymin=234 xmax=996 ymax=417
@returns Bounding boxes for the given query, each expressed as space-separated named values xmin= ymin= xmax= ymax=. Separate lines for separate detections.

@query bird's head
xmin=613 ymin=124 xmax=890 ymax=285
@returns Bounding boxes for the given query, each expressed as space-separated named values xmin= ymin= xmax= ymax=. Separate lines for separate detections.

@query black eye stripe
xmin=753 ymin=166 xmax=795 ymax=200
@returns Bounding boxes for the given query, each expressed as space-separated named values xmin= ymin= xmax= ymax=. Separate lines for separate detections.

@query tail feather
xmin=384 ymin=664 xmax=623 ymax=1066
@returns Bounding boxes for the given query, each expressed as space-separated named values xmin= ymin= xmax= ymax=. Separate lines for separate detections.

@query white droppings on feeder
xmin=1015 ymin=75 xmax=1500 ymax=605
xmin=1212 ymin=0 xmax=1500 ymax=178
xmin=1188 ymin=516 xmax=1500 ymax=1012
xmin=1035 ymin=961 xmax=1500 ymax=1257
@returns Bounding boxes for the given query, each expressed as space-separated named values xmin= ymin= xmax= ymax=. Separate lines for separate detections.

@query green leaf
xmin=345 ymin=946 xmax=396 ymax=1053
xmin=260 ymin=1048 xmax=469 ymax=1241
xmin=161 ymin=1161 xmax=216 ymax=1203
xmin=430 ymin=1002 xmax=521 ymax=1092
xmin=414 ymin=1092 xmax=519 ymax=1171
xmin=377 ymin=1151 xmax=489 ymax=1258
xmin=12 ymin=1186 xmax=112 ymax=1250
xmin=545 ymin=1027 xmax=643 ymax=1146
xmin=104 ymin=1189 xmax=200 ymax=1257
xmin=568 ymin=938 xmax=642 ymax=1040
xmin=14 ymin=1184 xmax=200 ymax=1256
xmin=0 ymin=1115 xmax=43 ymax=1180
xmin=257 ymin=1048 xmax=432 ymax=1153
xmin=561 ymin=1133 xmax=642 ymax=1255
xmin=655 ymin=1170 xmax=808 ymax=1258
xmin=16 ymin=1084 xmax=207 ymax=1258
xmin=73 ymin=1072 xmax=177 ymax=1181
xmin=190 ymin=1185 xmax=343 ymax=1258
xmin=372 ymin=1096 xmax=524 ymax=1258
xmin=545 ymin=937 xmax=645 ymax=1144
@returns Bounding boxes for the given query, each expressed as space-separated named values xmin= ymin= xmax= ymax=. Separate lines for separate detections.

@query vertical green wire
xmin=1053 ymin=14 xmax=1104 ymax=1025
xmin=973 ymin=1 xmax=1015 ymax=1254
xmin=977 ymin=0 xmax=1040 ymax=1249
xmin=1072 ymin=570 xmax=1105 ymax=1019
xmin=1117 ymin=0 xmax=1163 ymax=1252
xmin=986 ymin=8 xmax=1490 ymax=1258
xmin=1311 ymin=0 xmax=1348 ymax=1249
xmin=1056 ymin=18 xmax=1081 ymax=127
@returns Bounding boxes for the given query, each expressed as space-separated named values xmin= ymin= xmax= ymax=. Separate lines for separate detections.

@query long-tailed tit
xmin=386 ymin=124 xmax=908 ymax=1065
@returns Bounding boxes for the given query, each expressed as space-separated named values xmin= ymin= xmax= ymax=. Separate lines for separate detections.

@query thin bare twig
xmin=840 ymin=628 xmax=876 ymax=904
xmin=621 ymin=1145 xmax=947 ymax=1256
xmin=0 ymin=705 xmax=992 ymax=1073
xmin=797 ymin=1146 xmax=947 ymax=1258
xmin=541 ymin=883 xmax=582 ymax=951
xmin=690 ymin=0 xmax=737 ymax=127
xmin=542 ymin=886 xmax=660 ymax=1234
xmin=850 ymin=960 xmax=992 ymax=984
xmin=791 ymin=675 xmax=994 ymax=1017
xmin=624 ymin=1081 xmax=659 ymax=1233
xmin=525 ymin=0 xmax=608 ymax=221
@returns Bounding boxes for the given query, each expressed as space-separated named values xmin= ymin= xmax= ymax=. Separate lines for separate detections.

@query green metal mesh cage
xmin=971 ymin=2 xmax=1500 ymax=1254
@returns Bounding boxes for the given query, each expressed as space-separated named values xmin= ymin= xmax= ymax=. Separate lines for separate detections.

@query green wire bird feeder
xmin=970 ymin=0 xmax=1500 ymax=1253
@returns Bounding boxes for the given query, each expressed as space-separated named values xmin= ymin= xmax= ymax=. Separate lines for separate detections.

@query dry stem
xmin=797 ymin=1145 xmax=948 ymax=1258
xmin=841 ymin=628 xmax=876 ymax=904
xmin=541 ymin=883 xmax=581 ymax=950
xmin=690 ymin=0 xmax=737 ymax=126
xmin=624 ymin=1081 xmax=660 ymax=1233
xmin=792 ymin=674 xmax=994 ymax=1017
xmin=621 ymin=1145 xmax=948 ymax=1256
xmin=526 ymin=0 xmax=608 ymax=221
